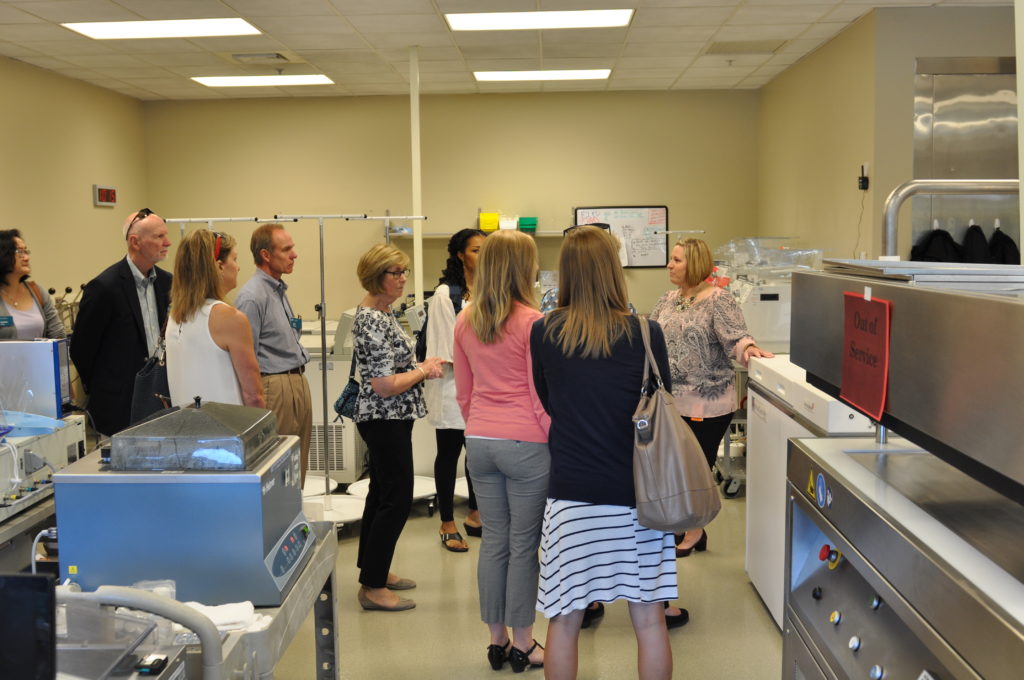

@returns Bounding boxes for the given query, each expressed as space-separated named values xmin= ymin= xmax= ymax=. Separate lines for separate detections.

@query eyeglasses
xmin=384 ymin=268 xmax=410 ymax=278
xmin=562 ymin=222 xmax=611 ymax=236
xmin=15 ymin=248 xmax=30 ymax=258
xmin=213 ymin=231 xmax=224 ymax=261
xmin=125 ymin=208 xmax=154 ymax=240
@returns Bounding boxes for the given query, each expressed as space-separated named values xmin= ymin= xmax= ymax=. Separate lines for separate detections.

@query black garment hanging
xmin=911 ymin=228 xmax=962 ymax=262
xmin=960 ymin=224 xmax=990 ymax=263
xmin=989 ymin=228 xmax=1021 ymax=265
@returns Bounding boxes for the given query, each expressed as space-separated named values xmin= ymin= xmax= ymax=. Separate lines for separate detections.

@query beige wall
xmin=0 ymin=56 xmax=146 ymax=293
xmin=144 ymin=90 xmax=759 ymax=316
xmin=873 ymin=7 xmax=1016 ymax=257
xmin=759 ymin=6 xmax=1016 ymax=260
xmin=758 ymin=13 xmax=876 ymax=259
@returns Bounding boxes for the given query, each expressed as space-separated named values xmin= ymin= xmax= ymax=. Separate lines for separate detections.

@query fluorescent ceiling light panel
xmin=447 ymin=10 xmax=633 ymax=31
xmin=193 ymin=75 xmax=333 ymax=87
xmin=62 ymin=18 xmax=260 ymax=40
xmin=474 ymin=69 xmax=611 ymax=82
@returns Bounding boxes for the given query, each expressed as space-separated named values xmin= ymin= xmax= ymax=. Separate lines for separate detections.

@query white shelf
xmin=388 ymin=230 xmax=562 ymax=238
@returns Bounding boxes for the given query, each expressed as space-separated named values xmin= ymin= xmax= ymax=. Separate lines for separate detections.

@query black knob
xmin=48 ymin=287 xmax=56 ymax=294
xmin=65 ymin=287 xmax=72 ymax=294
xmin=812 ymin=587 xmax=823 ymax=600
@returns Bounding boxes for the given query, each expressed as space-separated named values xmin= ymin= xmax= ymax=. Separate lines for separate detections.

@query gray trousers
xmin=466 ymin=438 xmax=550 ymax=628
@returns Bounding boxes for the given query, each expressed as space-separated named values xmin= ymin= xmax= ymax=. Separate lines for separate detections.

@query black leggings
xmin=434 ymin=428 xmax=477 ymax=522
xmin=682 ymin=413 xmax=735 ymax=470
xmin=356 ymin=419 xmax=414 ymax=589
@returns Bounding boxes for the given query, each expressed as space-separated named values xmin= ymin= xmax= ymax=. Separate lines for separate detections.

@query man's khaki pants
xmin=262 ymin=372 xmax=312 ymax=485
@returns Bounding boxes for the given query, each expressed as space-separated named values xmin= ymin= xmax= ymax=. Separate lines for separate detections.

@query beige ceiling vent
xmin=220 ymin=52 xmax=307 ymax=66
xmin=705 ymin=40 xmax=786 ymax=56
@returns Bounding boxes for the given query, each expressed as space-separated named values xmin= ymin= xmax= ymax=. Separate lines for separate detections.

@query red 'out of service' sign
xmin=839 ymin=292 xmax=891 ymax=421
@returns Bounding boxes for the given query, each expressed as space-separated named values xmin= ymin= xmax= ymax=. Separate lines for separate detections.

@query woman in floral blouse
xmin=352 ymin=244 xmax=445 ymax=612
xmin=650 ymin=239 xmax=773 ymax=556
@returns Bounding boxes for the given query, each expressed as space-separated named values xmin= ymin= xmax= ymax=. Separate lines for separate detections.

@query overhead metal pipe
xmin=881 ymin=179 xmax=1019 ymax=256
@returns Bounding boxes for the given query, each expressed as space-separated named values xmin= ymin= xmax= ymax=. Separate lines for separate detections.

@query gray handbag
xmin=632 ymin=316 xmax=721 ymax=533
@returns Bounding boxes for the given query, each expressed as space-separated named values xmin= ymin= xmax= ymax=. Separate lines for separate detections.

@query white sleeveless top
xmin=166 ymin=299 xmax=243 ymax=407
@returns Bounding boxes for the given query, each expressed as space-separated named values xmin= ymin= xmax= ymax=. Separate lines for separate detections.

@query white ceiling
xmin=0 ymin=0 xmax=1011 ymax=100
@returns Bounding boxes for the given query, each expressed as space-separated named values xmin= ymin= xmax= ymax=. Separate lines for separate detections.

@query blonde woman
xmin=650 ymin=238 xmax=773 ymax=556
xmin=352 ymin=244 xmax=445 ymax=612
xmin=530 ymin=226 xmax=677 ymax=680
xmin=165 ymin=229 xmax=265 ymax=408
xmin=453 ymin=230 xmax=550 ymax=672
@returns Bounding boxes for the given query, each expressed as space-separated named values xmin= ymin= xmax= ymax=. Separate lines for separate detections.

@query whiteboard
xmin=573 ymin=206 xmax=668 ymax=268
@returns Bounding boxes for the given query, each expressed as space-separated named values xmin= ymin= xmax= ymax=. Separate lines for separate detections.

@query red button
xmin=819 ymin=544 xmax=831 ymax=561
xmin=283 ymin=545 xmax=288 ymax=552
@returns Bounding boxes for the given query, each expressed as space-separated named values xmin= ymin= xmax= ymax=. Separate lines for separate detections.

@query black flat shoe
xmin=580 ymin=602 xmax=604 ymax=629
xmin=486 ymin=640 xmax=510 ymax=671
xmin=666 ymin=606 xmax=690 ymax=629
xmin=508 ymin=640 xmax=544 ymax=673
xmin=464 ymin=522 xmax=482 ymax=538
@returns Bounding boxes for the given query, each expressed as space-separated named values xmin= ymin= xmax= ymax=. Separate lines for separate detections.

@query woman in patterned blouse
xmin=650 ymin=239 xmax=773 ymax=556
xmin=352 ymin=244 xmax=446 ymax=612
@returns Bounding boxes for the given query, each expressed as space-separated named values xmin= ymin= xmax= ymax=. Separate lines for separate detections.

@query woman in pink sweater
xmin=453 ymin=230 xmax=550 ymax=673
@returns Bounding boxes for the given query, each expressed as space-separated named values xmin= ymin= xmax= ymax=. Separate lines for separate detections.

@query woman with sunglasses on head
xmin=165 ymin=229 xmax=265 ymax=408
xmin=352 ymin=244 xmax=446 ymax=612
xmin=650 ymin=238 xmax=773 ymax=557
xmin=531 ymin=225 xmax=677 ymax=680
xmin=425 ymin=228 xmax=485 ymax=553
xmin=0 ymin=229 xmax=66 ymax=340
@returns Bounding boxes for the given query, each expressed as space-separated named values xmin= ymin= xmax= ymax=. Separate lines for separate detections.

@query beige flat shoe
xmin=358 ymin=588 xmax=416 ymax=611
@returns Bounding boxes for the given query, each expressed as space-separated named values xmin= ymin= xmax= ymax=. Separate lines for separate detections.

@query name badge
xmin=289 ymin=317 xmax=302 ymax=332
xmin=0 ymin=316 xmax=13 ymax=328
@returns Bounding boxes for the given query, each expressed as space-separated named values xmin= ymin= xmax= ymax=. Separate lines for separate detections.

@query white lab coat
xmin=423 ymin=283 xmax=466 ymax=429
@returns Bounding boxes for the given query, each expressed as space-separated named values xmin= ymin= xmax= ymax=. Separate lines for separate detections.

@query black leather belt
xmin=262 ymin=366 xmax=305 ymax=376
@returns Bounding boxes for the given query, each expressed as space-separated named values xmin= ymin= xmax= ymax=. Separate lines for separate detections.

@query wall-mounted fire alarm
xmin=93 ymin=185 xmax=116 ymax=207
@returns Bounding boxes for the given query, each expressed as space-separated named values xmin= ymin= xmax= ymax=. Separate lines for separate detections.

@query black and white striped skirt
xmin=536 ymin=499 xmax=678 ymax=618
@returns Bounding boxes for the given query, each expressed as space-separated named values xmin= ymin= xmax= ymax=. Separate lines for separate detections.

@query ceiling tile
xmin=0 ymin=41 xmax=41 ymax=57
xmin=100 ymin=65 xmax=177 ymax=78
xmin=136 ymin=52 xmax=228 ymax=67
xmin=222 ymin=0 xmax=338 ymax=17
xmin=272 ymin=33 xmax=368 ymax=50
xmin=691 ymin=53 xmax=771 ymax=68
xmin=9 ymin=0 xmax=136 ymax=23
xmin=8 ymin=37 xmax=116 ymax=55
xmin=108 ymin=38 xmax=207 ymax=54
xmin=684 ymin=66 xmax=757 ymax=78
xmin=755 ymin=63 xmax=790 ymax=76
xmin=730 ymin=6 xmax=833 ymax=25
xmin=62 ymin=53 xmax=149 ymax=67
xmin=540 ymin=27 xmax=628 ymax=44
xmin=52 ymin=66 xmax=105 ymax=78
xmin=465 ymin=58 xmax=541 ymax=71
xmin=460 ymin=43 xmax=539 ymax=60
xmin=436 ymin=0 xmax=535 ymax=11
xmin=541 ymin=42 xmax=619 ymax=59
xmin=632 ymin=7 xmax=737 ymax=27
xmin=745 ymin=0 xmax=839 ymax=5
xmin=295 ymin=49 xmax=384 ymax=65
xmin=164 ymin=63 xmax=249 ymax=77
xmin=824 ymin=5 xmax=872 ymax=22
xmin=319 ymin=60 xmax=394 ymax=74
xmin=612 ymin=67 xmax=684 ymax=79
xmin=540 ymin=80 xmax=607 ymax=92
xmin=330 ymin=0 xmax=435 ymax=14
xmin=777 ymin=36 xmax=827 ymax=53
xmin=627 ymin=26 xmax=717 ymax=43
xmin=377 ymin=45 xmax=463 ymax=61
xmin=331 ymin=70 xmax=405 ymax=84
xmin=713 ymin=24 xmax=808 ymax=41
xmin=185 ymin=35 xmax=288 ymax=51
xmin=0 ymin=4 xmax=44 ymax=22
xmin=249 ymin=15 xmax=356 ymax=35
xmin=346 ymin=13 xmax=446 ymax=33
xmin=799 ymin=22 xmax=848 ymax=40
xmin=0 ymin=23 xmax=79 ymax=41
xmin=453 ymin=31 xmax=539 ymax=48
xmin=359 ymin=31 xmax=453 ymax=49
xmin=607 ymin=78 xmax=675 ymax=90
xmin=112 ymin=1 xmax=243 ymax=21
xmin=617 ymin=55 xmax=695 ymax=70
xmin=419 ymin=81 xmax=477 ymax=93
xmin=391 ymin=59 xmax=467 ymax=73
xmin=621 ymin=41 xmax=706 ymax=58
xmin=413 ymin=70 xmax=472 ymax=83
xmin=672 ymin=76 xmax=744 ymax=88
xmin=477 ymin=82 xmax=543 ymax=93
xmin=765 ymin=52 xmax=802 ymax=66
xmin=542 ymin=57 xmax=616 ymax=70
xmin=738 ymin=76 xmax=775 ymax=88
xmin=14 ymin=53 xmax=71 ymax=68
xmin=343 ymin=82 xmax=409 ymax=94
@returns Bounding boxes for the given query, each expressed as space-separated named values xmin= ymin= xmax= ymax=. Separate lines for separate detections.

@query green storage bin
xmin=518 ymin=217 xmax=538 ymax=232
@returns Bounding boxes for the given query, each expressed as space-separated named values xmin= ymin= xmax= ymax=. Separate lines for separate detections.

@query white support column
xmin=409 ymin=45 xmax=424 ymax=305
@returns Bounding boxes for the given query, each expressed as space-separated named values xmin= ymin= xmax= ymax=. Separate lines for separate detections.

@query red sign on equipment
xmin=839 ymin=292 xmax=891 ymax=421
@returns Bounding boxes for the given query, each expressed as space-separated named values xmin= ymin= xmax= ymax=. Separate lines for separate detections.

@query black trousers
xmin=433 ymin=428 xmax=478 ymax=522
xmin=682 ymin=412 xmax=735 ymax=470
xmin=356 ymin=419 xmax=414 ymax=589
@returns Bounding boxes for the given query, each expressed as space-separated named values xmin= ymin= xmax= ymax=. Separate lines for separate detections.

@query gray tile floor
xmin=276 ymin=494 xmax=781 ymax=679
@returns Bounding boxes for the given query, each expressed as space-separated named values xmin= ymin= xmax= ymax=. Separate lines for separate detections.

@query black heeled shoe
xmin=664 ymin=603 xmax=690 ymax=629
xmin=580 ymin=602 xmax=604 ymax=629
xmin=486 ymin=640 xmax=510 ymax=671
xmin=464 ymin=521 xmax=482 ymax=538
xmin=508 ymin=640 xmax=544 ymax=673
xmin=675 ymin=529 xmax=708 ymax=558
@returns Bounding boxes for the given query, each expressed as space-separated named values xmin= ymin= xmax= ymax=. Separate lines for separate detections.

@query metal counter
xmin=784 ymin=436 xmax=1024 ymax=680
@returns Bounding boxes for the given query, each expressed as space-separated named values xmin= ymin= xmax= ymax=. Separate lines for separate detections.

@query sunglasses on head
xmin=125 ymin=208 xmax=154 ymax=240
xmin=562 ymin=222 xmax=611 ymax=236
xmin=213 ymin=231 xmax=224 ymax=261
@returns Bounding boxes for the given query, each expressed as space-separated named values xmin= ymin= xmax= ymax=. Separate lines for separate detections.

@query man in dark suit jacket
xmin=71 ymin=209 xmax=172 ymax=436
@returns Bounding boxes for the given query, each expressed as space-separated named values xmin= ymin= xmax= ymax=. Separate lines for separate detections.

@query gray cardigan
xmin=0 ymin=281 xmax=66 ymax=340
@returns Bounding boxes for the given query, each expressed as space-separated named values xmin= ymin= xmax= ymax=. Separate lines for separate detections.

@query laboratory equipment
xmin=55 ymin=426 xmax=314 ymax=606
xmin=0 ymin=338 xmax=73 ymax=418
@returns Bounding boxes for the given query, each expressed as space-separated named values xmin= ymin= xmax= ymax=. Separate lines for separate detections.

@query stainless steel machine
xmin=783 ymin=270 xmax=1024 ymax=679
xmin=54 ymin=404 xmax=315 ymax=606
